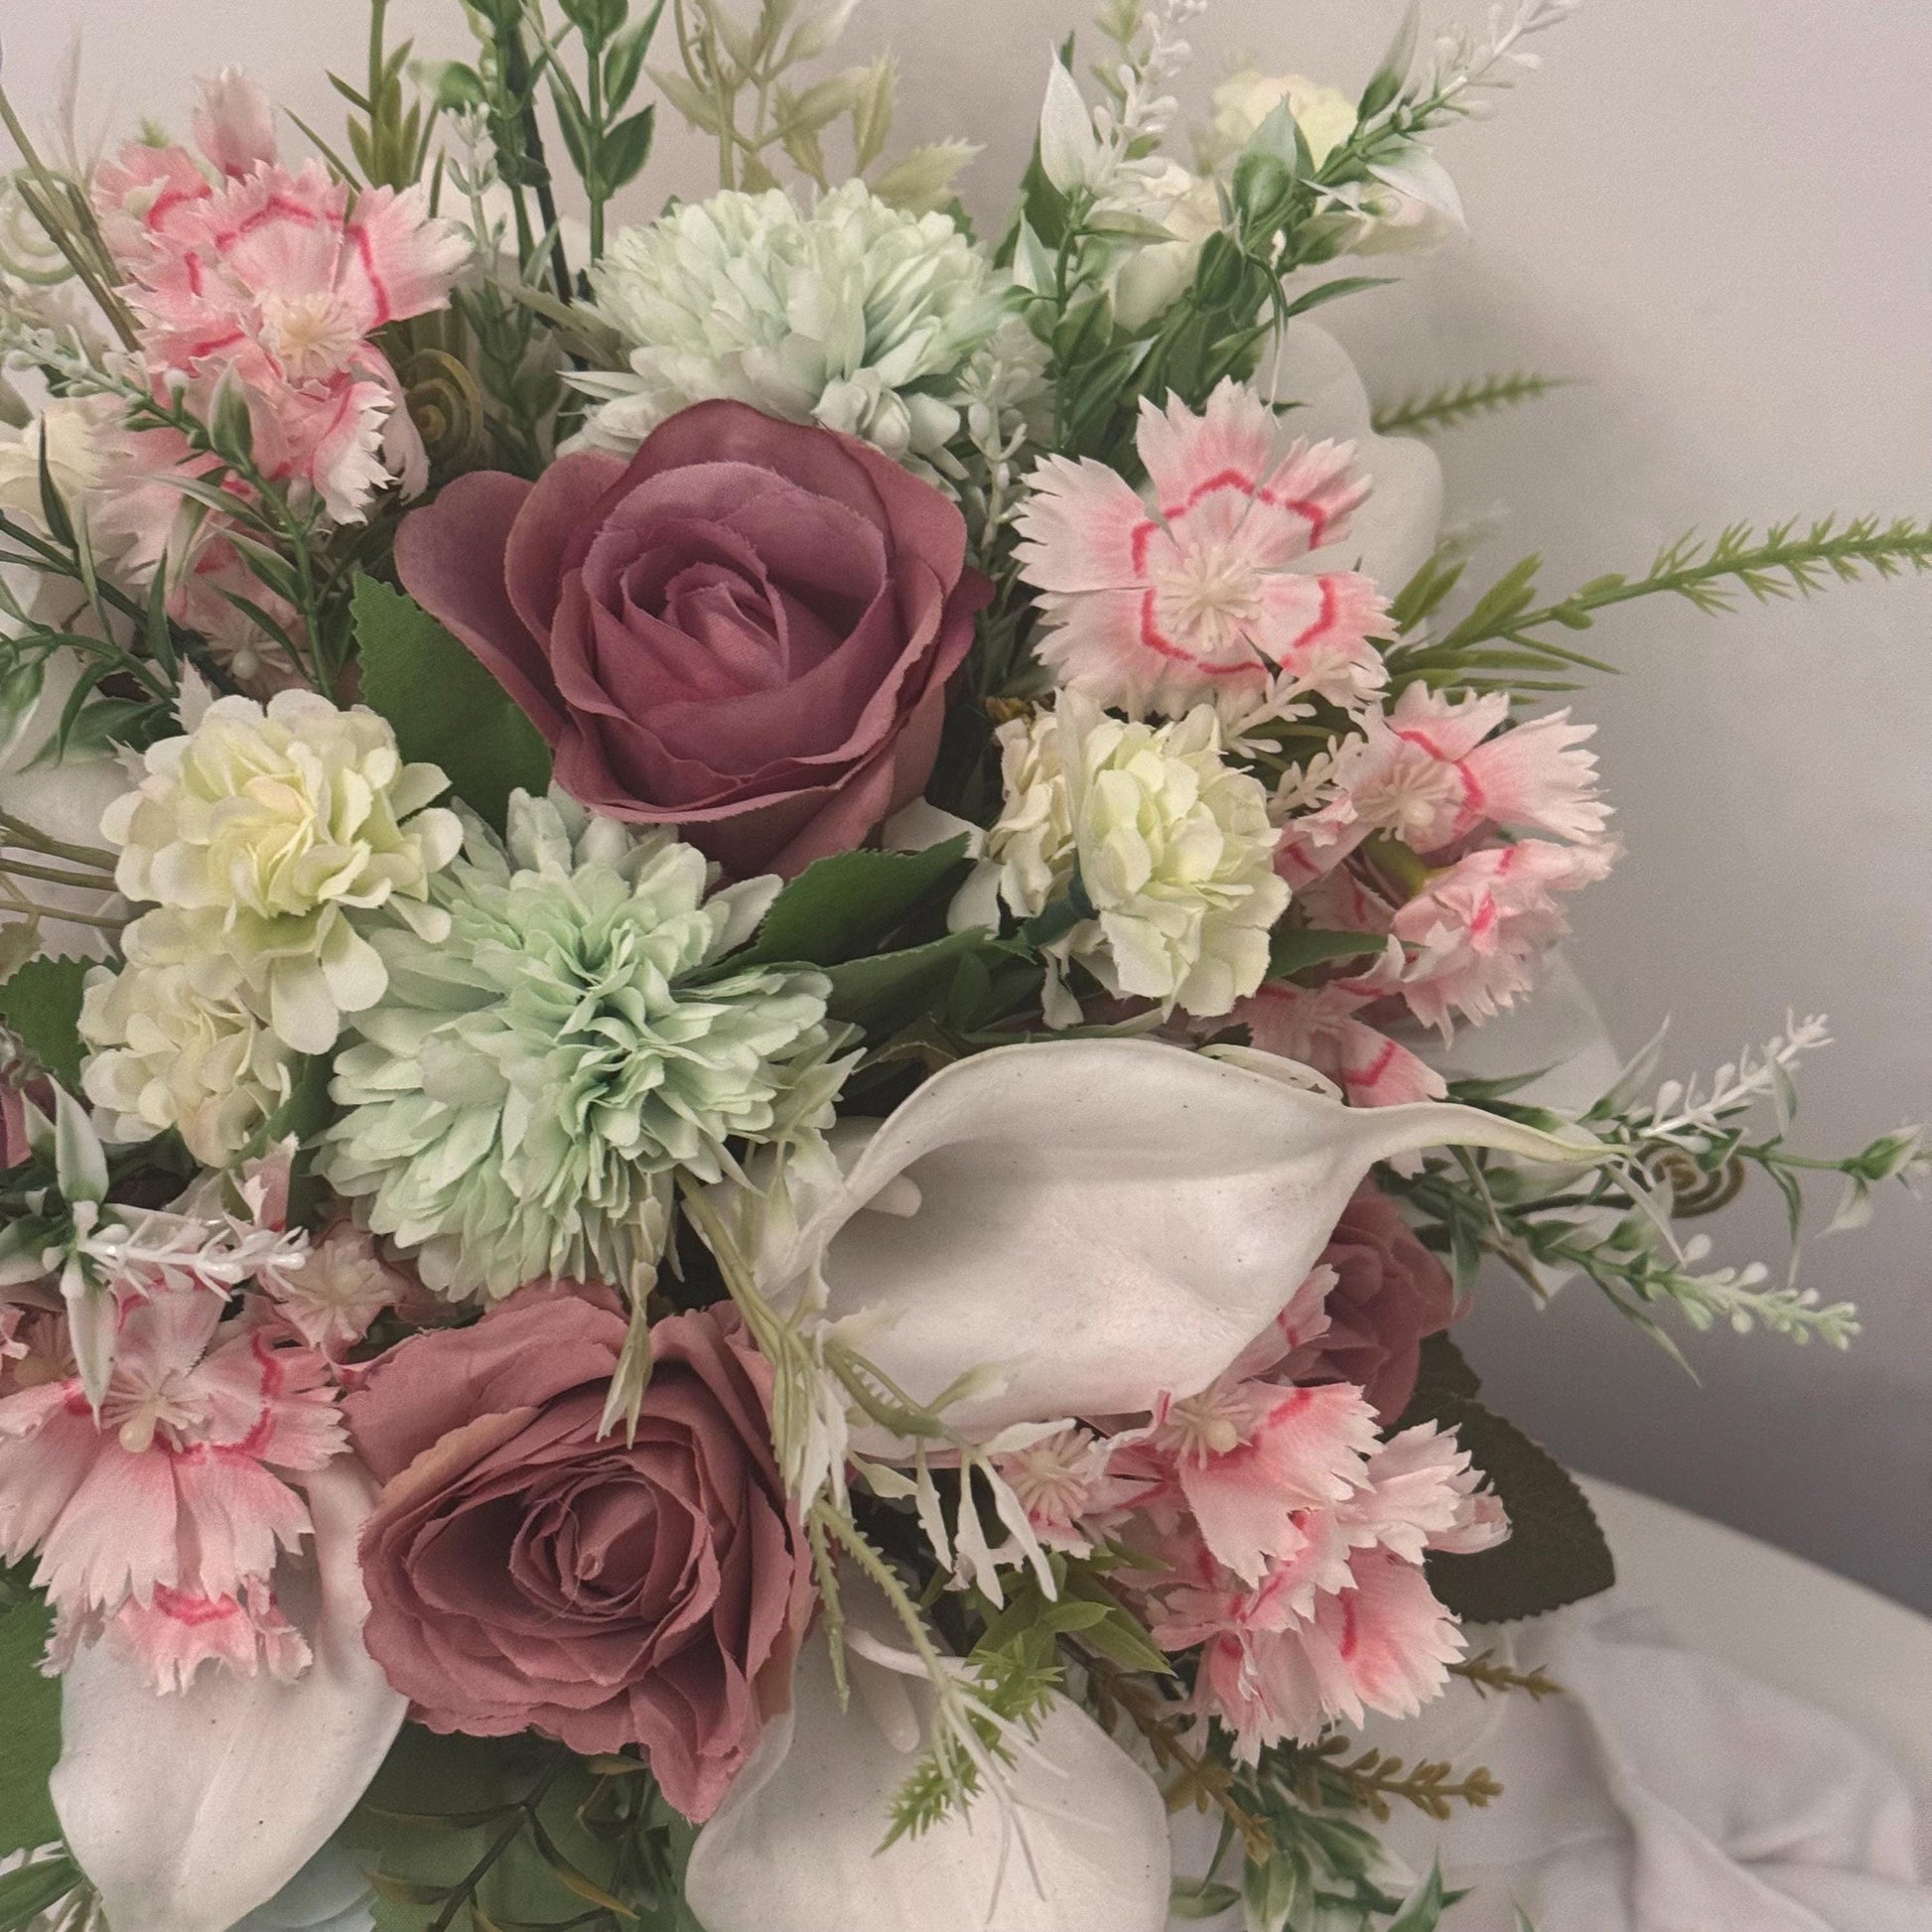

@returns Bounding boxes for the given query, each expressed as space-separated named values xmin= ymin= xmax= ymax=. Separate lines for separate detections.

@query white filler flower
xmin=986 ymin=696 xmax=1289 ymax=1022
xmin=574 ymin=181 xmax=1020 ymax=473
xmin=105 ymin=691 xmax=462 ymax=1055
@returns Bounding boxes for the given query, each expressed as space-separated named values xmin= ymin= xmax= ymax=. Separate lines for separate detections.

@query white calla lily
xmin=51 ymin=1460 xmax=405 ymax=1932
xmin=687 ymin=1596 xmax=1172 ymax=1932
xmin=762 ymin=1037 xmax=1598 ymax=1437
xmin=1261 ymin=321 xmax=1445 ymax=596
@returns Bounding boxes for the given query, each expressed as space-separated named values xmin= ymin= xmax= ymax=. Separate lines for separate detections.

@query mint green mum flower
xmin=320 ymin=793 xmax=852 ymax=1301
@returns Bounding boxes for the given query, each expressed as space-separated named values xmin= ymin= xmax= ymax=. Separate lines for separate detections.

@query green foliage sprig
xmin=1381 ymin=1018 xmax=1915 ymax=1357
xmin=1371 ymin=370 xmax=1573 ymax=438
xmin=654 ymin=0 xmax=971 ymax=208
xmin=1388 ymin=515 xmax=1932 ymax=695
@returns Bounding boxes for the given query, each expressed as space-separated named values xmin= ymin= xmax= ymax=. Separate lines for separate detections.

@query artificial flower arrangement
xmin=0 ymin=2 xmax=1924 ymax=1929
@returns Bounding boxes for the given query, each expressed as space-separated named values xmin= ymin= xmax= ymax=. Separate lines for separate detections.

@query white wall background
xmin=11 ymin=0 xmax=1931 ymax=1606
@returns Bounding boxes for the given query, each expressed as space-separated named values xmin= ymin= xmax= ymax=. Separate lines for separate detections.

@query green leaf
xmin=0 ymin=955 xmax=89 ymax=1091
xmin=1359 ymin=2 xmax=1421 ymax=121
xmin=0 ymin=1594 xmax=62 ymax=1860
xmin=736 ymin=837 xmax=971 ymax=969
xmin=1169 ymin=1875 xmax=1243 ymax=1918
xmin=1398 ymin=1337 xmax=1615 ymax=1622
xmin=596 ymin=106 xmax=656 ymax=193
xmin=351 ymin=576 xmax=551 ymax=833
xmin=1265 ymin=926 xmax=1384 ymax=980
xmin=1387 ymin=1861 xmax=1456 ymax=1932
xmin=1279 ymin=274 xmax=1393 ymax=321
xmin=823 ymin=929 xmax=1001 ymax=1037
xmin=0 ymin=1856 xmax=81 ymax=1930
xmin=605 ymin=5 xmax=666 ymax=108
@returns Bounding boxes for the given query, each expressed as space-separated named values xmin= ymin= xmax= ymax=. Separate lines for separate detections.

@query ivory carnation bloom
xmin=0 ymin=396 xmax=121 ymax=533
xmin=576 ymin=182 xmax=1019 ymax=475
xmin=104 ymin=692 xmax=463 ymax=1055
xmin=322 ymin=792 xmax=850 ymax=1301
xmin=984 ymin=697 xmax=1289 ymax=1022
xmin=1203 ymin=69 xmax=1360 ymax=171
xmin=79 ymin=959 xmax=294 ymax=1164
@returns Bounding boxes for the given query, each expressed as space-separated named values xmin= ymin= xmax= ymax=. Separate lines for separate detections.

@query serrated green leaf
xmin=823 ymin=928 xmax=1001 ymax=1036
xmin=351 ymin=576 xmax=551 ymax=833
xmin=736 ymin=837 xmax=971 ymax=969
xmin=1397 ymin=1338 xmax=1614 ymax=1621
xmin=0 ymin=954 xmax=89 ymax=1090
xmin=0 ymin=1595 xmax=62 ymax=1860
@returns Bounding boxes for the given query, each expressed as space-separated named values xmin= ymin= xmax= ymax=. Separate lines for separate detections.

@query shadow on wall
xmin=1317 ymin=248 xmax=1932 ymax=1614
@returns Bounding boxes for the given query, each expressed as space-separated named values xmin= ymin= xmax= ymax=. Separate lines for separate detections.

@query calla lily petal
xmin=773 ymin=1038 xmax=1596 ymax=1436
xmin=686 ymin=1612 xmax=1171 ymax=1932
xmin=51 ymin=1460 xmax=405 ymax=1932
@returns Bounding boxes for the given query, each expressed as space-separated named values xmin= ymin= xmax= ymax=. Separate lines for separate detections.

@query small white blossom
xmin=985 ymin=697 xmax=1289 ymax=1023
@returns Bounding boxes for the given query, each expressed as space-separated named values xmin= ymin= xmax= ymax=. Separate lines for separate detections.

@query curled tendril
xmin=1646 ymin=1146 xmax=1747 ymax=1218
xmin=0 ymin=172 xmax=79 ymax=287
xmin=399 ymin=347 xmax=484 ymax=472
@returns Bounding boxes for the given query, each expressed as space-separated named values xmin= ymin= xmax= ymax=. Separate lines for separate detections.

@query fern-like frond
xmin=1371 ymin=370 xmax=1573 ymax=438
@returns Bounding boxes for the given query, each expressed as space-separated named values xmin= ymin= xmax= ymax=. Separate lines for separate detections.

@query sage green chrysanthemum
xmin=320 ymin=793 xmax=851 ymax=1302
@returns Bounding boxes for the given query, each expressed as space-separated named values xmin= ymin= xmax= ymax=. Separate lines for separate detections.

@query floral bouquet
xmin=0 ymin=2 xmax=1925 ymax=1929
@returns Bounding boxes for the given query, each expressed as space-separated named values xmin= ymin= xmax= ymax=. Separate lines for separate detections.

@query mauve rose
xmin=345 ymin=1285 xmax=811 ymax=1820
xmin=393 ymin=398 xmax=991 ymax=879
xmin=1305 ymin=1181 xmax=1458 ymax=1421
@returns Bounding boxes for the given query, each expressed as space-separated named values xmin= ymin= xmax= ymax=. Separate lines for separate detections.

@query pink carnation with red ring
xmin=92 ymin=69 xmax=469 ymax=530
xmin=0 ymin=1282 xmax=347 ymax=1692
xmin=1016 ymin=378 xmax=1391 ymax=722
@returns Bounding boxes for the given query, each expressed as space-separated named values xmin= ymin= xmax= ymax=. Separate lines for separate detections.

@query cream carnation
xmin=0 ymin=396 xmax=123 ymax=535
xmin=78 ymin=959 xmax=294 ymax=1165
xmin=1201 ymin=69 xmax=1359 ymax=172
xmin=986 ymin=697 xmax=1290 ymax=1023
xmin=320 ymin=792 xmax=854 ymax=1302
xmin=104 ymin=691 xmax=463 ymax=1055
xmin=574 ymin=181 xmax=1022 ymax=475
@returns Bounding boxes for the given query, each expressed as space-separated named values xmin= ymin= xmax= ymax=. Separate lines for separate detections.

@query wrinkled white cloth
xmin=1172 ymin=1593 xmax=1931 ymax=1932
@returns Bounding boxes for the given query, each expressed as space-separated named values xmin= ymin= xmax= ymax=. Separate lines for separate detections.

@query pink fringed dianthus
xmin=0 ymin=1283 xmax=345 ymax=1693
xmin=990 ymin=1262 xmax=1506 ymax=1758
xmin=1016 ymin=379 xmax=1391 ymax=720
xmin=1235 ymin=979 xmax=1448 ymax=1109
xmin=1367 ymin=836 xmax=1620 ymax=1036
xmin=1279 ymin=684 xmax=1610 ymax=884
xmin=93 ymin=69 xmax=469 ymax=530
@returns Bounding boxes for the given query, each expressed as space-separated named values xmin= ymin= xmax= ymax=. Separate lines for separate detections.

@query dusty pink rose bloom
xmin=393 ymin=398 xmax=991 ymax=878
xmin=1299 ymin=1182 xmax=1457 ymax=1421
xmin=345 ymin=1286 xmax=811 ymax=1820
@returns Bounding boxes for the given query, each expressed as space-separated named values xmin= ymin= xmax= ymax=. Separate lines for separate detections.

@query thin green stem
xmin=0 ymin=83 xmax=140 ymax=348
xmin=0 ymin=858 xmax=116 ymax=893
xmin=0 ymin=812 xmax=117 ymax=871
